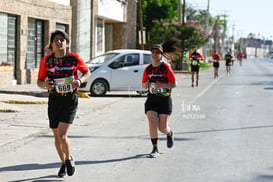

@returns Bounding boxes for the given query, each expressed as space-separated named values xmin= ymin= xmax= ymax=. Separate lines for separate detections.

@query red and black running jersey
xmin=189 ymin=52 xmax=203 ymax=61
xmin=213 ymin=54 xmax=221 ymax=61
xmin=38 ymin=52 xmax=89 ymax=94
xmin=142 ymin=62 xmax=176 ymax=96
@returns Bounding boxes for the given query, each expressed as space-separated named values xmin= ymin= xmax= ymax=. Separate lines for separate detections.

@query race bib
xmin=54 ymin=76 xmax=74 ymax=93
xmin=149 ymin=83 xmax=169 ymax=95
xmin=149 ymin=83 xmax=163 ymax=94
xmin=192 ymin=60 xmax=198 ymax=65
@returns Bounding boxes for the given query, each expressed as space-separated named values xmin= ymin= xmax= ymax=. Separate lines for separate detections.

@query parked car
xmin=79 ymin=49 xmax=153 ymax=96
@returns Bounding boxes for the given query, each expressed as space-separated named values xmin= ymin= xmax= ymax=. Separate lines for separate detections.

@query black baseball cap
xmin=50 ymin=30 xmax=70 ymax=43
xmin=151 ymin=44 xmax=163 ymax=53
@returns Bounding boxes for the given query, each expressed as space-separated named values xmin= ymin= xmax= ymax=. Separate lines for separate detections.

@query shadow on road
xmin=250 ymin=81 xmax=273 ymax=86
xmin=264 ymin=87 xmax=273 ymax=90
xmin=41 ymin=134 xmax=193 ymax=142
xmin=9 ymin=175 xmax=62 ymax=182
xmin=0 ymin=154 xmax=148 ymax=173
xmin=254 ymin=174 xmax=273 ymax=182
xmin=177 ymin=124 xmax=273 ymax=135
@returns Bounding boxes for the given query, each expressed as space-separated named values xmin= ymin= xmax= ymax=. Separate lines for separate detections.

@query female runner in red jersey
xmin=142 ymin=41 xmax=177 ymax=158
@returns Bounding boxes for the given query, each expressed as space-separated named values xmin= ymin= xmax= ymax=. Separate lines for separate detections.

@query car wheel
xmin=90 ymin=79 xmax=108 ymax=96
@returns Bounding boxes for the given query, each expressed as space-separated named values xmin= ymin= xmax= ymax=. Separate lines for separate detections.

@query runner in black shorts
xmin=142 ymin=41 xmax=177 ymax=158
xmin=189 ymin=48 xmax=203 ymax=87
xmin=211 ymin=51 xmax=221 ymax=79
xmin=225 ymin=50 xmax=233 ymax=76
xmin=37 ymin=30 xmax=90 ymax=177
xmin=48 ymin=94 xmax=78 ymax=128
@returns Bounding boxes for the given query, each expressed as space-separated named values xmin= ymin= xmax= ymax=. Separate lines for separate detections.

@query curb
xmin=0 ymin=102 xmax=22 ymax=112
xmin=2 ymin=100 xmax=48 ymax=104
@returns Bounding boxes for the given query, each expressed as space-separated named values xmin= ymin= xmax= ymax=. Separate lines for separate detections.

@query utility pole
xmin=182 ymin=0 xmax=185 ymax=26
xmin=178 ymin=0 xmax=181 ymax=23
xmin=180 ymin=0 xmax=186 ymax=70
xmin=205 ymin=0 xmax=210 ymax=31
xmin=204 ymin=0 xmax=210 ymax=62
xmin=232 ymin=24 xmax=235 ymax=52
xmin=138 ymin=0 xmax=144 ymax=50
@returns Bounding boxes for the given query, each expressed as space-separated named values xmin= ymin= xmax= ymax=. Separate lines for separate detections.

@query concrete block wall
xmin=0 ymin=66 xmax=13 ymax=88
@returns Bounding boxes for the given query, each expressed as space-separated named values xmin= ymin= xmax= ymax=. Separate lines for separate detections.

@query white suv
xmin=79 ymin=49 xmax=153 ymax=96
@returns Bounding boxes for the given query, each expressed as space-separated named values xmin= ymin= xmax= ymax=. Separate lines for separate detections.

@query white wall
xmin=246 ymin=47 xmax=255 ymax=59
xmin=98 ymin=0 xmax=126 ymax=22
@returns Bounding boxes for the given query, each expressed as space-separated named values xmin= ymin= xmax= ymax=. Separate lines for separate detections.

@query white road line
xmin=193 ymin=75 xmax=224 ymax=103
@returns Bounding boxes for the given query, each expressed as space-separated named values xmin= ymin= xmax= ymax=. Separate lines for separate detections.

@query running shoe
xmin=196 ymin=82 xmax=199 ymax=87
xmin=167 ymin=131 xmax=174 ymax=148
xmin=57 ymin=163 xmax=66 ymax=178
xmin=150 ymin=147 xmax=160 ymax=158
xmin=66 ymin=155 xmax=75 ymax=176
xmin=191 ymin=83 xmax=194 ymax=87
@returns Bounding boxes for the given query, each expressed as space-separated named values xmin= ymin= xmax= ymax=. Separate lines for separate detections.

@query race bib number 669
xmin=149 ymin=83 xmax=164 ymax=94
xmin=54 ymin=77 xmax=74 ymax=93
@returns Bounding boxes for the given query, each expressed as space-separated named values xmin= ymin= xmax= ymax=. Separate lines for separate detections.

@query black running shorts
xmin=191 ymin=64 xmax=199 ymax=73
xmin=145 ymin=94 xmax=172 ymax=115
xmin=213 ymin=62 xmax=219 ymax=68
xmin=225 ymin=60 xmax=231 ymax=66
xmin=48 ymin=93 xmax=78 ymax=128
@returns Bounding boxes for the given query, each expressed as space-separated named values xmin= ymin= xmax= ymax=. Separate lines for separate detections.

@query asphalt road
xmin=1 ymin=59 xmax=273 ymax=182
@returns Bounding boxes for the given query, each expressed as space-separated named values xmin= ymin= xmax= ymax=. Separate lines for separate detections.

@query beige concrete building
xmin=0 ymin=0 xmax=71 ymax=86
xmin=0 ymin=0 xmax=137 ymax=86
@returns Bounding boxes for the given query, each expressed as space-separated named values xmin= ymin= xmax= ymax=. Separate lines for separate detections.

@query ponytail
xmin=162 ymin=39 xmax=180 ymax=53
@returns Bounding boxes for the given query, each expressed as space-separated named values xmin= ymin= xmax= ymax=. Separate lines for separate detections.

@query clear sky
xmin=188 ymin=0 xmax=272 ymax=40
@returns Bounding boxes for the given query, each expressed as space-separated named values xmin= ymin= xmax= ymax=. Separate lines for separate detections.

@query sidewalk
xmin=0 ymin=84 xmax=50 ymax=152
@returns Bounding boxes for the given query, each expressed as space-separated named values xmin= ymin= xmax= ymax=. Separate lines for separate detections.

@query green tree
xmin=149 ymin=19 xmax=208 ymax=49
xmin=149 ymin=19 xmax=209 ymax=69
xmin=141 ymin=0 xmax=178 ymax=32
xmin=185 ymin=4 xmax=214 ymax=31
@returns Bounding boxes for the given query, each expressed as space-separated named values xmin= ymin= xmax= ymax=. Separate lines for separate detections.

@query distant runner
xmin=225 ymin=50 xmax=233 ymax=76
xmin=211 ymin=51 xmax=221 ymax=78
xmin=189 ymin=48 xmax=203 ymax=87
xmin=237 ymin=52 xmax=244 ymax=66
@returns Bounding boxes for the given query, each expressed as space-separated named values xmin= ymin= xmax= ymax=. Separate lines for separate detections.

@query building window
xmin=0 ymin=13 xmax=8 ymax=65
xmin=26 ymin=18 xmax=44 ymax=69
xmin=0 ymin=13 xmax=17 ymax=78
xmin=7 ymin=16 xmax=17 ymax=68
xmin=56 ymin=23 xmax=67 ymax=32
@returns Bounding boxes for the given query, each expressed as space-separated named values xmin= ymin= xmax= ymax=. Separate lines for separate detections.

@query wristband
xmin=78 ymin=79 xmax=82 ymax=85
